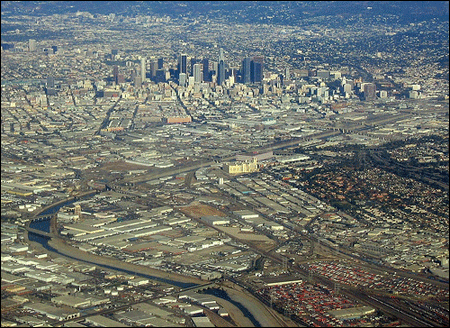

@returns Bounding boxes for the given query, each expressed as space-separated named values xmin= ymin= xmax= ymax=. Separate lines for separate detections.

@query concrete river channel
xmin=27 ymin=196 xmax=263 ymax=326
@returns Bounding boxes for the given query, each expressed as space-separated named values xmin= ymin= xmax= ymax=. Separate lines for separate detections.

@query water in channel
xmin=28 ymin=219 xmax=197 ymax=289
xmin=202 ymin=288 xmax=262 ymax=327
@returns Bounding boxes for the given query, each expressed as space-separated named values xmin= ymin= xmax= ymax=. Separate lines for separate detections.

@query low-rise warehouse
xmin=327 ymin=306 xmax=376 ymax=320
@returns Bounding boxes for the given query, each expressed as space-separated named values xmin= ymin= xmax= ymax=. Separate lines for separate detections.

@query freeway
xmin=121 ymin=129 xmax=342 ymax=185
xmin=120 ymin=104 xmax=428 ymax=187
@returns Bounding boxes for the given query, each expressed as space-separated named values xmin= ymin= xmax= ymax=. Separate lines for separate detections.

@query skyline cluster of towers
xmin=113 ymin=48 xmax=264 ymax=88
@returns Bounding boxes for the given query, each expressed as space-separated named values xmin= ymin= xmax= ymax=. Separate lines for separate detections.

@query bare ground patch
xmin=179 ymin=202 xmax=228 ymax=219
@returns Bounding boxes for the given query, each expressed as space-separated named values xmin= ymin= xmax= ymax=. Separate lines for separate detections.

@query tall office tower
xmin=155 ymin=69 xmax=166 ymax=83
xmin=134 ymin=75 xmax=142 ymax=88
xmin=188 ymin=76 xmax=195 ymax=87
xmin=28 ymin=39 xmax=36 ymax=52
xmin=178 ymin=54 xmax=187 ymax=76
xmin=47 ymin=76 xmax=55 ymax=88
xmin=157 ymin=57 xmax=164 ymax=69
xmin=217 ymin=48 xmax=225 ymax=85
xmin=285 ymin=67 xmax=290 ymax=81
xmin=251 ymin=56 xmax=264 ymax=83
xmin=193 ymin=63 xmax=202 ymax=83
xmin=111 ymin=49 xmax=118 ymax=55
xmin=363 ymin=83 xmax=376 ymax=100
xmin=190 ymin=57 xmax=199 ymax=75
xmin=179 ymin=73 xmax=187 ymax=87
xmin=242 ymin=57 xmax=252 ymax=84
xmin=51 ymin=45 xmax=58 ymax=54
xmin=202 ymin=58 xmax=209 ymax=82
xmin=140 ymin=57 xmax=146 ymax=81
xmin=113 ymin=65 xmax=119 ymax=84
xmin=343 ymin=83 xmax=353 ymax=94
xmin=150 ymin=61 xmax=157 ymax=79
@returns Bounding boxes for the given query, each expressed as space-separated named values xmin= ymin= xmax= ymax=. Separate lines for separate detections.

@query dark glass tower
xmin=242 ymin=57 xmax=251 ymax=84
xmin=202 ymin=58 xmax=209 ymax=82
xmin=113 ymin=65 xmax=119 ymax=84
xmin=251 ymin=56 xmax=264 ymax=83
xmin=217 ymin=48 xmax=225 ymax=85
xmin=178 ymin=54 xmax=187 ymax=76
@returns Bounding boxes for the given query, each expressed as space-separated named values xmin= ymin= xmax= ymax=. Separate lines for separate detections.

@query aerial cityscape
xmin=1 ymin=1 xmax=448 ymax=327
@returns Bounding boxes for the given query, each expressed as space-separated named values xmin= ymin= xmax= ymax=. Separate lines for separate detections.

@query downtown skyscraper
xmin=217 ymin=48 xmax=225 ymax=85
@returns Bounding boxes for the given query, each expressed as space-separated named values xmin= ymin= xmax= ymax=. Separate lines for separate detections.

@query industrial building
xmin=327 ymin=306 xmax=376 ymax=320
xmin=223 ymin=158 xmax=258 ymax=174
xmin=23 ymin=302 xmax=80 ymax=321
xmin=85 ymin=315 xmax=128 ymax=327
xmin=201 ymin=215 xmax=230 ymax=226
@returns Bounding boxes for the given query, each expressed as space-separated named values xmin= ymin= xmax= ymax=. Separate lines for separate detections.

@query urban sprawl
xmin=1 ymin=4 xmax=449 ymax=327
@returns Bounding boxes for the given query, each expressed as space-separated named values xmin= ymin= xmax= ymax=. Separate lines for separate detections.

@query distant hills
xmin=1 ymin=1 xmax=449 ymax=24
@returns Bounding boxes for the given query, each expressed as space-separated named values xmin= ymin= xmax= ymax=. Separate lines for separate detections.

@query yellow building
xmin=223 ymin=158 xmax=258 ymax=174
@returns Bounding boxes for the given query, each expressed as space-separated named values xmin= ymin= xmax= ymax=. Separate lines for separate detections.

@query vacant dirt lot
xmin=179 ymin=202 xmax=228 ymax=218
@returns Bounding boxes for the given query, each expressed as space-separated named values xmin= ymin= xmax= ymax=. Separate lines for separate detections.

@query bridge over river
xmin=25 ymin=226 xmax=53 ymax=238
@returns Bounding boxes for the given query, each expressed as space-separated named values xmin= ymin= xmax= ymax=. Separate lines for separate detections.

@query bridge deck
xmin=26 ymin=226 xmax=52 ymax=238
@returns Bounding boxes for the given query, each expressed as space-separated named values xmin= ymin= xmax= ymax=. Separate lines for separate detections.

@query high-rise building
xmin=113 ymin=65 xmax=119 ymax=84
xmin=113 ymin=65 xmax=124 ymax=85
xmin=155 ymin=69 xmax=166 ymax=83
xmin=343 ymin=83 xmax=353 ymax=94
xmin=157 ymin=57 xmax=164 ymax=69
xmin=179 ymin=73 xmax=187 ymax=87
xmin=193 ymin=63 xmax=202 ymax=83
xmin=190 ymin=57 xmax=200 ymax=76
xmin=178 ymin=54 xmax=187 ymax=76
xmin=28 ymin=39 xmax=36 ymax=52
xmin=217 ymin=48 xmax=225 ymax=85
xmin=140 ymin=57 xmax=146 ymax=81
xmin=150 ymin=61 xmax=157 ymax=79
xmin=285 ymin=67 xmax=290 ymax=81
xmin=242 ymin=57 xmax=252 ymax=84
xmin=251 ymin=56 xmax=264 ymax=83
xmin=134 ymin=75 xmax=142 ymax=88
xmin=202 ymin=58 xmax=209 ymax=82
xmin=188 ymin=76 xmax=195 ymax=87
xmin=47 ymin=76 xmax=55 ymax=88
xmin=363 ymin=83 xmax=376 ymax=100
xmin=51 ymin=45 xmax=58 ymax=54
